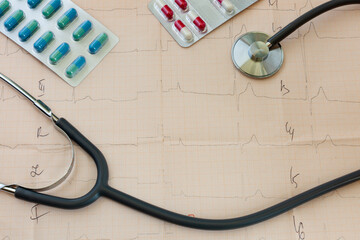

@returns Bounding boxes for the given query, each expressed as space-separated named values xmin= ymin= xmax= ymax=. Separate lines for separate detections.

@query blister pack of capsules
xmin=0 ymin=0 xmax=119 ymax=87
xmin=148 ymin=0 xmax=258 ymax=47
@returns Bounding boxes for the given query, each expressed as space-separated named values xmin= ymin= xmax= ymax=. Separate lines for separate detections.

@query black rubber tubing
xmin=268 ymin=0 xmax=360 ymax=46
xmin=14 ymin=118 xmax=360 ymax=230
xmin=16 ymin=118 xmax=109 ymax=209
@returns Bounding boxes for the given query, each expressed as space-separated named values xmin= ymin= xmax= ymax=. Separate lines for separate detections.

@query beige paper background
xmin=1 ymin=0 xmax=360 ymax=239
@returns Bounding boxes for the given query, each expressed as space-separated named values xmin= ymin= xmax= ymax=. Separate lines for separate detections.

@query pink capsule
xmin=187 ymin=11 xmax=207 ymax=32
xmin=174 ymin=20 xmax=193 ymax=41
xmin=175 ymin=0 xmax=188 ymax=11
xmin=217 ymin=0 xmax=234 ymax=13
xmin=156 ymin=0 xmax=174 ymax=21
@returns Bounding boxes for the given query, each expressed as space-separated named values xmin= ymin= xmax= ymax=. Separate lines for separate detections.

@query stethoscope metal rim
xmin=231 ymin=31 xmax=284 ymax=79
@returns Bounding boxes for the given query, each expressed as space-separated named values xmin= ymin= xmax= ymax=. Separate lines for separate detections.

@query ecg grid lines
xmin=0 ymin=0 xmax=360 ymax=239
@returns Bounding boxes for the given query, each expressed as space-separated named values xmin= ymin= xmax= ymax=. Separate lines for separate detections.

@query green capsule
xmin=57 ymin=8 xmax=77 ymax=30
xmin=73 ymin=20 xmax=92 ymax=41
xmin=4 ymin=10 xmax=24 ymax=31
xmin=19 ymin=20 xmax=39 ymax=42
xmin=28 ymin=0 xmax=43 ymax=9
xmin=0 ymin=0 xmax=10 ymax=18
xmin=66 ymin=56 xmax=86 ymax=78
xmin=34 ymin=31 xmax=54 ymax=53
xmin=49 ymin=42 xmax=70 ymax=65
xmin=42 ymin=0 xmax=62 ymax=19
xmin=89 ymin=33 xmax=108 ymax=54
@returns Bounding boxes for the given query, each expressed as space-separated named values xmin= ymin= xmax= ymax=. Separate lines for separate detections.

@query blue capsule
xmin=4 ymin=10 xmax=24 ymax=31
xmin=66 ymin=56 xmax=86 ymax=78
xmin=89 ymin=33 xmax=108 ymax=54
xmin=42 ymin=0 xmax=62 ymax=19
xmin=28 ymin=0 xmax=42 ymax=9
xmin=0 ymin=0 xmax=10 ymax=18
xmin=19 ymin=20 xmax=39 ymax=42
xmin=49 ymin=42 xmax=70 ymax=65
xmin=57 ymin=8 xmax=77 ymax=29
xmin=73 ymin=20 xmax=92 ymax=41
xmin=34 ymin=31 xmax=54 ymax=53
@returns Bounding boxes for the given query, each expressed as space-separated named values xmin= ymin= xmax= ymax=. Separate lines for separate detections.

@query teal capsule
xmin=49 ymin=42 xmax=70 ymax=65
xmin=42 ymin=0 xmax=62 ymax=19
xmin=57 ymin=8 xmax=77 ymax=29
xmin=0 ymin=0 xmax=10 ymax=18
xmin=73 ymin=20 xmax=92 ymax=41
xmin=34 ymin=31 xmax=54 ymax=53
xmin=66 ymin=56 xmax=86 ymax=78
xmin=4 ymin=10 xmax=24 ymax=31
xmin=19 ymin=20 xmax=39 ymax=42
xmin=89 ymin=33 xmax=108 ymax=54
xmin=28 ymin=0 xmax=42 ymax=9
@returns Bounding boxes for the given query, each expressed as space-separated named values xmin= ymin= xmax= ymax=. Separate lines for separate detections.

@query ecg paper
xmin=1 ymin=0 xmax=360 ymax=239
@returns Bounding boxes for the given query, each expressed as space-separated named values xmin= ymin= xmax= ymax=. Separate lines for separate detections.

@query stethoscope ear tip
xmin=231 ymin=31 xmax=284 ymax=79
xmin=0 ymin=183 xmax=16 ymax=194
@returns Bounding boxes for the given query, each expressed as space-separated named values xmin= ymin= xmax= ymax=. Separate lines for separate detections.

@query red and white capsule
xmin=217 ymin=0 xmax=234 ymax=14
xmin=156 ymin=0 xmax=174 ymax=21
xmin=174 ymin=20 xmax=193 ymax=41
xmin=187 ymin=11 xmax=207 ymax=32
xmin=175 ymin=0 xmax=188 ymax=11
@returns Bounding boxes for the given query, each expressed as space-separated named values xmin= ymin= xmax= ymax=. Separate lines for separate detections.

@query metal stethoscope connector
xmin=232 ymin=0 xmax=360 ymax=79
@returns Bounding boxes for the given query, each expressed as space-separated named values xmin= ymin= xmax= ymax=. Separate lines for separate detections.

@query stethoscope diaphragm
xmin=231 ymin=31 xmax=284 ymax=79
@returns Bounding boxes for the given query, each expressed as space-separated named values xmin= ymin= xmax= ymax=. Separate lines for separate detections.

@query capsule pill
xmin=34 ymin=31 xmax=54 ymax=53
xmin=42 ymin=0 xmax=62 ymax=19
xmin=4 ymin=10 xmax=24 ymax=31
xmin=57 ymin=8 xmax=77 ymax=30
xmin=188 ymin=11 xmax=206 ymax=32
xmin=19 ymin=20 xmax=39 ymax=42
xmin=89 ymin=33 xmax=108 ymax=54
xmin=174 ymin=20 xmax=192 ymax=41
xmin=28 ymin=0 xmax=42 ymax=9
xmin=156 ymin=0 xmax=174 ymax=21
xmin=49 ymin=42 xmax=70 ymax=65
xmin=66 ymin=56 xmax=86 ymax=78
xmin=175 ymin=0 xmax=188 ymax=11
xmin=217 ymin=0 xmax=234 ymax=13
xmin=73 ymin=20 xmax=92 ymax=41
xmin=0 ymin=0 xmax=10 ymax=18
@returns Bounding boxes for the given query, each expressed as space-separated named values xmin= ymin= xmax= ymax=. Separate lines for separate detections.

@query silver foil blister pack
xmin=148 ymin=0 xmax=258 ymax=47
xmin=0 ymin=0 xmax=119 ymax=87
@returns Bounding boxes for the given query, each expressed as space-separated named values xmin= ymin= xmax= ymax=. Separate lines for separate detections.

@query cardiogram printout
xmin=1 ymin=0 xmax=360 ymax=239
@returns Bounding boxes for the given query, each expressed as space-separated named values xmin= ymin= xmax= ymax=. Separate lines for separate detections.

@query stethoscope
xmin=1 ymin=0 xmax=360 ymax=231
xmin=232 ymin=0 xmax=360 ymax=79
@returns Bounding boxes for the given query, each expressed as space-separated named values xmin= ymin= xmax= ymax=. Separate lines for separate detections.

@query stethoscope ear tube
xmin=267 ymin=0 xmax=360 ymax=47
xmin=6 ymin=0 xmax=360 ymax=226
xmin=14 ymin=118 xmax=110 ymax=209
xmin=12 ymin=118 xmax=360 ymax=230
xmin=55 ymin=118 xmax=110 ymax=186
xmin=4 ymin=0 xmax=360 ymax=225
xmin=14 ymin=186 xmax=100 ymax=209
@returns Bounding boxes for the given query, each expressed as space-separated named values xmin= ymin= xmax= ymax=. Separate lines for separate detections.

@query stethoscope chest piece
xmin=231 ymin=32 xmax=283 ymax=79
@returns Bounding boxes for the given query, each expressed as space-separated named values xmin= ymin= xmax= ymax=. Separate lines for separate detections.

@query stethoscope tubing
xmin=13 ymin=118 xmax=360 ymax=230
xmin=268 ymin=0 xmax=360 ymax=47
xmin=8 ymin=0 xmax=360 ymax=231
